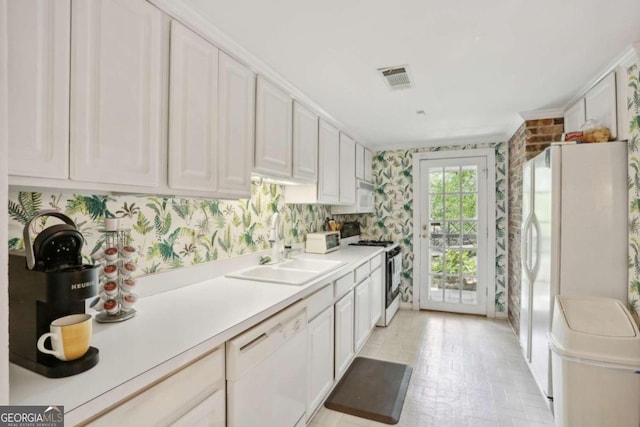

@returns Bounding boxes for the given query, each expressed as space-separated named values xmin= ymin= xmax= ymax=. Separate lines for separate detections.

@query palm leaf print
xmin=134 ymin=213 xmax=154 ymax=236
xmin=8 ymin=238 xmax=22 ymax=251
xmin=171 ymin=200 xmax=193 ymax=224
xmin=82 ymin=195 xmax=115 ymax=220
xmin=8 ymin=192 xmax=43 ymax=224
xmin=629 ymin=134 xmax=639 ymax=154
xmin=115 ymin=202 xmax=140 ymax=218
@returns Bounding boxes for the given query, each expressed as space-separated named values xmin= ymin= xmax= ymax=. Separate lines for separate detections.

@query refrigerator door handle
xmin=530 ymin=214 xmax=541 ymax=280
xmin=521 ymin=214 xmax=534 ymax=282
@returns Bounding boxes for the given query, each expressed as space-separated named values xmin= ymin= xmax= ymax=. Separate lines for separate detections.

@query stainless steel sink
xmin=226 ymin=258 xmax=344 ymax=286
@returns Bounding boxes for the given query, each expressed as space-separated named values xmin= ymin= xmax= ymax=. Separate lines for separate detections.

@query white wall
xmin=0 ymin=0 xmax=9 ymax=404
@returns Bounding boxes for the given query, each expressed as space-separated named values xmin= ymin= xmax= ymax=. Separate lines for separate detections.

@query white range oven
xmin=340 ymin=221 xmax=401 ymax=327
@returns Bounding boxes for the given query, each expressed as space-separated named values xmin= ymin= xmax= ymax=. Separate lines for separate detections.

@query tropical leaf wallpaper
xmin=336 ymin=142 xmax=508 ymax=315
xmin=8 ymin=183 xmax=330 ymax=274
xmin=627 ymin=60 xmax=640 ymax=322
xmin=8 ymin=145 xmax=507 ymax=314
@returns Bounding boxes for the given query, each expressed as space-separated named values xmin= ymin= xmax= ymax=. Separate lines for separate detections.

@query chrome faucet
xmin=268 ymin=213 xmax=281 ymax=263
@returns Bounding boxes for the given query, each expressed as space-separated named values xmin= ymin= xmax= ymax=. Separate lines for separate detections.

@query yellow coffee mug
xmin=37 ymin=314 xmax=92 ymax=361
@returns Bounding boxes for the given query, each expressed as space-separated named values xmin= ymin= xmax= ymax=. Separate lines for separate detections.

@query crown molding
xmin=504 ymin=114 xmax=525 ymax=141
xmin=370 ymin=133 xmax=506 ymax=152
xmin=518 ymin=108 xmax=564 ymax=121
xmin=148 ymin=0 xmax=358 ymax=142
xmin=563 ymin=42 xmax=640 ymax=111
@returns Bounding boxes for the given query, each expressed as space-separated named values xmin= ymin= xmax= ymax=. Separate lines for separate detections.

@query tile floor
xmin=309 ymin=309 xmax=555 ymax=427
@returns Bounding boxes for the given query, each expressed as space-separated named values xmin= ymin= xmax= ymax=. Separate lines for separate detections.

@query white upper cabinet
xmin=317 ymin=120 xmax=340 ymax=203
xmin=217 ymin=51 xmax=255 ymax=198
xmin=292 ymin=102 xmax=318 ymax=182
xmin=584 ymin=72 xmax=617 ymax=139
xmin=564 ymin=72 xmax=617 ymax=139
xmin=6 ymin=0 xmax=70 ymax=179
xmin=168 ymin=20 xmax=219 ymax=192
xmin=70 ymin=0 xmax=166 ymax=187
xmin=563 ymin=99 xmax=585 ymax=134
xmin=355 ymin=143 xmax=373 ymax=183
xmin=339 ymin=133 xmax=356 ymax=204
xmin=284 ymin=118 xmax=340 ymax=204
xmin=254 ymin=76 xmax=293 ymax=178
xmin=355 ymin=143 xmax=364 ymax=180
xmin=364 ymin=148 xmax=373 ymax=183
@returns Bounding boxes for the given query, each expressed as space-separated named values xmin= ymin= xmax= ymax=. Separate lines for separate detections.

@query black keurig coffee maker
xmin=9 ymin=210 xmax=100 ymax=378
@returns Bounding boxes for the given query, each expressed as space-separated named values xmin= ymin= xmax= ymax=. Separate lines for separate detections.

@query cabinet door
xmin=254 ymin=76 xmax=292 ymax=178
xmin=168 ymin=20 xmax=218 ymax=192
xmin=292 ymin=102 xmax=318 ymax=182
xmin=563 ymin=100 xmax=585 ymax=134
xmin=354 ymin=277 xmax=371 ymax=351
xmin=317 ymin=119 xmax=340 ymax=203
xmin=364 ymin=148 xmax=373 ymax=183
xmin=71 ymin=0 xmax=166 ymax=186
xmin=334 ymin=291 xmax=354 ymax=379
xmin=7 ymin=0 xmax=70 ymax=178
xmin=88 ymin=347 xmax=224 ymax=426
xmin=307 ymin=306 xmax=334 ymax=418
xmin=370 ymin=267 xmax=383 ymax=329
xmin=217 ymin=51 xmax=255 ymax=198
xmin=170 ymin=388 xmax=225 ymax=427
xmin=585 ymin=72 xmax=617 ymax=139
xmin=355 ymin=143 xmax=364 ymax=180
xmin=339 ymin=133 xmax=356 ymax=204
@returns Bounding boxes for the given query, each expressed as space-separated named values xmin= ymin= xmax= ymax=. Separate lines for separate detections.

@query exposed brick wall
xmin=508 ymin=123 xmax=526 ymax=332
xmin=507 ymin=117 xmax=564 ymax=334
xmin=524 ymin=118 xmax=564 ymax=159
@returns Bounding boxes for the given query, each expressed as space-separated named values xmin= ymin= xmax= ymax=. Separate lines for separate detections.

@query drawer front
xmin=86 ymin=346 xmax=224 ymax=426
xmin=306 ymin=283 xmax=333 ymax=320
xmin=170 ymin=388 xmax=225 ymax=427
xmin=370 ymin=253 xmax=383 ymax=271
xmin=334 ymin=272 xmax=354 ymax=300
xmin=354 ymin=261 xmax=370 ymax=285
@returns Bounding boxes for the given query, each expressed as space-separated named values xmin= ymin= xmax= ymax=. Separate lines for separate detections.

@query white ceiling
xmin=176 ymin=0 xmax=640 ymax=150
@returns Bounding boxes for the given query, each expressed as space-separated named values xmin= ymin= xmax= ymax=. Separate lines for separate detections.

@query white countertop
xmin=9 ymin=246 xmax=382 ymax=424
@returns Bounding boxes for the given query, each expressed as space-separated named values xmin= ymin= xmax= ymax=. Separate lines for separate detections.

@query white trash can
xmin=549 ymin=295 xmax=640 ymax=427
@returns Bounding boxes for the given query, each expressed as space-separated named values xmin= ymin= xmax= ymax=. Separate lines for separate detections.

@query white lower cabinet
xmin=307 ymin=306 xmax=334 ymax=419
xmin=83 ymin=346 xmax=224 ymax=427
xmin=354 ymin=277 xmax=371 ymax=352
xmin=370 ymin=266 xmax=383 ymax=329
xmin=334 ymin=291 xmax=355 ymax=379
xmin=170 ymin=388 xmax=225 ymax=427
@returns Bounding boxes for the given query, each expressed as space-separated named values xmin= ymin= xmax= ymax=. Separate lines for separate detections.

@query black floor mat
xmin=324 ymin=357 xmax=413 ymax=424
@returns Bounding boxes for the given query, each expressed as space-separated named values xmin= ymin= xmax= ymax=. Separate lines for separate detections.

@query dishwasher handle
xmin=226 ymin=301 xmax=307 ymax=380
xmin=239 ymin=332 xmax=268 ymax=353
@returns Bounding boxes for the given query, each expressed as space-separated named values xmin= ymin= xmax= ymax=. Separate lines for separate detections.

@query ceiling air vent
xmin=379 ymin=65 xmax=413 ymax=90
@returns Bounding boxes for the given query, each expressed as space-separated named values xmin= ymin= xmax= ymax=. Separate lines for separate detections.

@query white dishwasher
xmin=227 ymin=301 xmax=307 ymax=427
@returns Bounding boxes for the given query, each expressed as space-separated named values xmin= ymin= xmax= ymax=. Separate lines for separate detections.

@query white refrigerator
xmin=519 ymin=140 xmax=628 ymax=398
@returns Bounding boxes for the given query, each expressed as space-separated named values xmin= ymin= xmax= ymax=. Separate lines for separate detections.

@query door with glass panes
xmin=419 ymin=156 xmax=488 ymax=314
